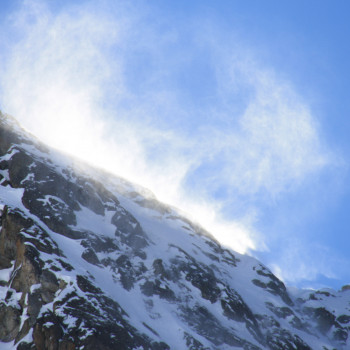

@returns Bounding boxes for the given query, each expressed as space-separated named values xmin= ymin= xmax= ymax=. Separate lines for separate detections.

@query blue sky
xmin=0 ymin=0 xmax=349 ymax=290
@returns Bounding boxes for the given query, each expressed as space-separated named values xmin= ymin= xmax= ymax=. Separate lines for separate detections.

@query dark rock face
xmin=303 ymin=307 xmax=336 ymax=334
xmin=0 ymin=205 xmax=168 ymax=350
xmin=0 ymin=303 xmax=21 ymax=342
xmin=0 ymin=112 xmax=349 ymax=350
xmin=253 ymin=264 xmax=293 ymax=306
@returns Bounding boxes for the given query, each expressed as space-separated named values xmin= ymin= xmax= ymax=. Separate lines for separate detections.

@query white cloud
xmin=0 ymin=0 xmax=337 ymax=281
xmin=269 ymin=237 xmax=348 ymax=288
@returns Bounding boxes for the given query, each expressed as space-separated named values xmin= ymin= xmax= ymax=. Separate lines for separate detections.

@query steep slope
xmin=0 ymin=112 xmax=349 ymax=350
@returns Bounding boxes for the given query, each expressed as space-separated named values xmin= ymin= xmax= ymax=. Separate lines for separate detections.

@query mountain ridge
xmin=0 ymin=111 xmax=349 ymax=349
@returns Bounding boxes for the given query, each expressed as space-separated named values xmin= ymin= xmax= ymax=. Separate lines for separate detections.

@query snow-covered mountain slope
xmin=0 ymin=111 xmax=349 ymax=350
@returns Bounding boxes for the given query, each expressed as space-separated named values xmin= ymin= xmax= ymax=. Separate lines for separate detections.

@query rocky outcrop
xmin=0 ymin=206 xmax=169 ymax=350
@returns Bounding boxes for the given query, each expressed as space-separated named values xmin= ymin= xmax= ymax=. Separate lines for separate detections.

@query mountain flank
xmin=0 ymin=112 xmax=349 ymax=350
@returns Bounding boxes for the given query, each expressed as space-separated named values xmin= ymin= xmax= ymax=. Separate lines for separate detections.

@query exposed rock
xmin=341 ymin=285 xmax=350 ymax=292
xmin=112 ymin=210 xmax=149 ymax=249
xmin=337 ymin=314 xmax=350 ymax=324
xmin=81 ymin=248 xmax=100 ymax=266
xmin=303 ymin=307 xmax=336 ymax=334
xmin=0 ymin=303 xmax=21 ymax=342
xmin=0 ymin=207 xmax=32 ymax=261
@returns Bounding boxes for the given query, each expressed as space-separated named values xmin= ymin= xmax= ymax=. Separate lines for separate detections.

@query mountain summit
xmin=0 ymin=112 xmax=348 ymax=350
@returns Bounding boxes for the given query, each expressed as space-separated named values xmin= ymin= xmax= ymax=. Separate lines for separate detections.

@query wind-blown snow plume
xmin=0 ymin=0 xmax=336 ymax=283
